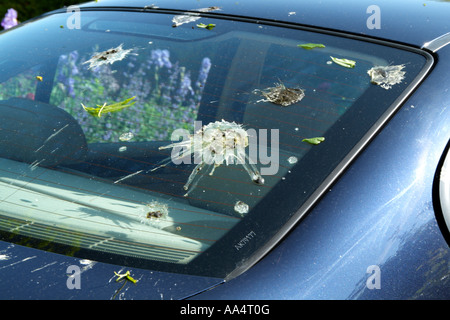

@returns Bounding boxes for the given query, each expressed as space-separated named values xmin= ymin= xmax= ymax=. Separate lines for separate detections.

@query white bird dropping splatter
xmin=154 ymin=120 xmax=264 ymax=197
xmin=234 ymin=201 xmax=249 ymax=215
xmin=367 ymin=64 xmax=406 ymax=90
xmin=287 ymin=156 xmax=298 ymax=164
xmin=119 ymin=132 xmax=134 ymax=141
xmin=83 ymin=44 xmax=137 ymax=70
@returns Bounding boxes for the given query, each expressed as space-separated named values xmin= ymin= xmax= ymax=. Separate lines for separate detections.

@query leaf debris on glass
xmin=330 ymin=56 xmax=356 ymax=68
xmin=83 ymin=44 xmax=137 ymax=69
xmin=172 ymin=7 xmax=221 ymax=27
xmin=255 ymin=81 xmax=305 ymax=107
xmin=302 ymin=137 xmax=325 ymax=145
xmin=81 ymin=96 xmax=136 ymax=118
xmin=297 ymin=43 xmax=326 ymax=50
xmin=367 ymin=64 xmax=406 ymax=90
xmin=197 ymin=23 xmax=216 ymax=30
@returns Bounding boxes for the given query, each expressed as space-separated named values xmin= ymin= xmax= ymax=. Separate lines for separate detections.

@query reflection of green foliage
xmin=0 ymin=229 xmax=81 ymax=258
xmin=0 ymin=0 xmax=85 ymax=24
xmin=49 ymin=48 xmax=206 ymax=144
xmin=0 ymin=70 xmax=36 ymax=100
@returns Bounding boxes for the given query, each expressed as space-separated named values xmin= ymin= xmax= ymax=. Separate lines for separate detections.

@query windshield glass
xmin=0 ymin=9 xmax=430 ymax=278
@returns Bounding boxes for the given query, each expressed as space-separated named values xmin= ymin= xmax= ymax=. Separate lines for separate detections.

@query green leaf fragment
xmin=196 ymin=23 xmax=216 ymax=30
xmin=114 ymin=271 xmax=137 ymax=284
xmin=82 ymin=96 xmax=136 ymax=118
xmin=302 ymin=137 xmax=325 ymax=145
xmin=297 ymin=43 xmax=326 ymax=50
xmin=330 ymin=56 xmax=356 ymax=68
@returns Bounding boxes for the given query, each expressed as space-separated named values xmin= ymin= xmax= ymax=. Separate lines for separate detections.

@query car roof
xmin=75 ymin=0 xmax=450 ymax=49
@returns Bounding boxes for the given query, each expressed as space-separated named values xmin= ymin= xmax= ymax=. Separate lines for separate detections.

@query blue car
xmin=0 ymin=0 xmax=449 ymax=300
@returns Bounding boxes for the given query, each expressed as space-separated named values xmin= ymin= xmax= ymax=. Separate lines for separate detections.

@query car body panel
xmin=193 ymin=44 xmax=450 ymax=299
xmin=75 ymin=0 xmax=450 ymax=49
xmin=1 ymin=0 xmax=449 ymax=299
xmin=0 ymin=241 xmax=223 ymax=299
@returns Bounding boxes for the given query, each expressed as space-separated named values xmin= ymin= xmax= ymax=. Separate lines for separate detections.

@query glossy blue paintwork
xmin=1 ymin=0 xmax=450 ymax=300
xmin=0 ymin=242 xmax=223 ymax=299
xmin=76 ymin=0 xmax=450 ymax=48
xmin=194 ymin=45 xmax=450 ymax=299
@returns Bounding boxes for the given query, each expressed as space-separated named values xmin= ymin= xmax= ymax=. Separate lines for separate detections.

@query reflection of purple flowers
xmin=179 ymin=73 xmax=194 ymax=98
xmin=151 ymin=49 xmax=172 ymax=68
xmin=1 ymin=8 xmax=19 ymax=30
xmin=196 ymin=57 xmax=211 ymax=89
xmin=57 ymin=51 xmax=78 ymax=98
xmin=55 ymin=46 xmax=212 ymax=143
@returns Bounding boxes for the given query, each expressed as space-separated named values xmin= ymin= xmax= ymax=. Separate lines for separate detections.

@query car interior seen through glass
xmin=0 ymin=9 xmax=431 ymax=278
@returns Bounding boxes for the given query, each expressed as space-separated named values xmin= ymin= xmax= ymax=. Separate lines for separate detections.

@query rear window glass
xmin=0 ymin=9 xmax=431 ymax=277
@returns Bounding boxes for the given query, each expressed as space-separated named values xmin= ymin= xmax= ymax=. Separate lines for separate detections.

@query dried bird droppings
xmin=119 ymin=132 xmax=134 ymax=141
xmin=154 ymin=120 xmax=264 ymax=196
xmin=297 ymin=43 xmax=325 ymax=50
xmin=330 ymin=56 xmax=356 ymax=68
xmin=172 ymin=7 xmax=221 ymax=27
xmin=234 ymin=201 xmax=249 ymax=215
xmin=145 ymin=201 xmax=169 ymax=219
xmin=83 ymin=44 xmax=137 ymax=69
xmin=367 ymin=64 xmax=406 ymax=90
xmin=255 ymin=81 xmax=305 ymax=107
xmin=172 ymin=14 xmax=201 ymax=27
xmin=81 ymin=96 xmax=136 ymax=118
xmin=302 ymin=137 xmax=325 ymax=145
xmin=287 ymin=156 xmax=298 ymax=164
